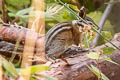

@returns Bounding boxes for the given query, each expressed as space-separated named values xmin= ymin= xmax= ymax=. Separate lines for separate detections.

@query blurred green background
xmin=0 ymin=0 xmax=120 ymax=35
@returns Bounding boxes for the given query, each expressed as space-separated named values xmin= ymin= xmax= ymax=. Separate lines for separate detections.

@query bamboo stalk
xmin=28 ymin=0 xmax=46 ymax=64
xmin=21 ymin=30 xmax=37 ymax=80
xmin=21 ymin=0 xmax=45 ymax=79
xmin=0 ymin=56 xmax=3 ymax=80
xmin=28 ymin=0 xmax=45 ymax=34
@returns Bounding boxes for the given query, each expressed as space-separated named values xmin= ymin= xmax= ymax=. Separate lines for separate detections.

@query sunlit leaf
xmin=16 ymin=8 xmax=31 ymax=16
xmin=69 ymin=4 xmax=79 ymax=12
xmin=20 ymin=65 xmax=50 ymax=75
xmin=87 ymin=52 xmax=100 ymax=59
xmin=30 ymin=77 xmax=36 ymax=80
xmin=45 ymin=13 xmax=55 ymax=18
xmin=0 ymin=24 xmax=2 ymax=28
xmin=8 ymin=8 xmax=31 ymax=18
xmin=98 ymin=31 xmax=112 ymax=45
xmin=2 ymin=58 xmax=18 ymax=75
xmin=101 ymin=47 xmax=115 ymax=55
xmin=101 ymin=57 xmax=119 ymax=65
xmin=6 ymin=6 xmax=18 ymax=13
xmin=87 ymin=65 xmax=109 ymax=80
xmin=101 ymin=73 xmax=110 ymax=80
xmin=8 ymin=13 xmax=17 ymax=17
xmin=6 ymin=0 xmax=30 ymax=6
xmin=87 ymin=65 xmax=101 ymax=79
xmin=41 ymin=74 xmax=58 ymax=80
xmin=61 ymin=0 xmax=72 ymax=3
xmin=102 ymin=31 xmax=112 ymax=43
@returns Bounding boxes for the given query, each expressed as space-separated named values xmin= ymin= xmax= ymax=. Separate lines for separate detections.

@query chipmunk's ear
xmin=79 ymin=6 xmax=86 ymax=19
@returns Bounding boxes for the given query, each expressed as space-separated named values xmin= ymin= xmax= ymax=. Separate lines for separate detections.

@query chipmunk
xmin=45 ymin=6 xmax=99 ymax=63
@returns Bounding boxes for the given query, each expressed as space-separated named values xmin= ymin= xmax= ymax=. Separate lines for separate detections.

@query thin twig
xmin=57 ymin=0 xmax=120 ymax=50
xmin=91 ymin=0 xmax=114 ymax=47
xmin=11 ymin=17 xmax=19 ymax=24
xmin=1 ymin=0 xmax=6 ymax=22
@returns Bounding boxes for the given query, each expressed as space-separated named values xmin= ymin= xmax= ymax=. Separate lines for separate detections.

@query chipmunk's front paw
xmin=46 ymin=54 xmax=61 ymax=63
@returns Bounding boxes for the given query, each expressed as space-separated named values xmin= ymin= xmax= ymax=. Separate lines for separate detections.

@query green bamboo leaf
xmin=20 ymin=65 xmax=50 ymax=75
xmin=101 ymin=57 xmax=119 ymax=65
xmin=97 ymin=31 xmax=112 ymax=45
xmin=101 ymin=47 xmax=116 ymax=55
xmin=61 ymin=0 xmax=72 ymax=3
xmin=86 ymin=52 xmax=100 ymax=59
xmin=2 ymin=58 xmax=18 ymax=75
xmin=87 ymin=65 xmax=109 ymax=80
xmin=8 ymin=13 xmax=17 ymax=17
xmin=6 ymin=0 xmax=30 ymax=6
xmin=16 ymin=8 xmax=31 ymax=16
xmin=6 ymin=6 xmax=18 ymax=13
xmin=41 ymin=74 xmax=58 ymax=80
xmin=45 ymin=13 xmax=55 ymax=18
xmin=87 ymin=65 xmax=100 ymax=79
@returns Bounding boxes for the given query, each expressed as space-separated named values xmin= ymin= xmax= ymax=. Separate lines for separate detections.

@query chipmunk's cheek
xmin=84 ymin=24 xmax=92 ymax=30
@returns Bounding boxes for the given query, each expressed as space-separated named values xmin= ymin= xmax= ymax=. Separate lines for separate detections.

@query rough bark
xmin=0 ymin=24 xmax=46 ymax=63
xmin=43 ymin=39 xmax=120 ymax=80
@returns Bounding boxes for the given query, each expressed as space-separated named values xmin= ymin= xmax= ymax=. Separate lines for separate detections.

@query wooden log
xmin=43 ymin=50 xmax=120 ymax=80
xmin=0 ymin=24 xmax=120 ymax=79
xmin=0 ymin=24 xmax=45 ymax=63
xmin=42 ymin=33 xmax=120 ymax=80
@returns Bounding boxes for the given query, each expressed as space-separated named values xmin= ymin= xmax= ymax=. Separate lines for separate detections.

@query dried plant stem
xmin=21 ymin=30 xmax=37 ymax=79
xmin=0 ymin=56 xmax=3 ymax=80
xmin=1 ymin=0 xmax=7 ymax=22
xmin=28 ymin=0 xmax=45 ymax=34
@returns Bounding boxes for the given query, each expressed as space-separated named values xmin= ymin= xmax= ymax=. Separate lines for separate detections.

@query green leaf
xmin=6 ymin=6 xmax=18 ymax=13
xmin=87 ymin=52 xmax=100 ymax=60
xmin=101 ymin=57 xmax=119 ymax=65
xmin=8 ymin=13 xmax=17 ymax=17
xmin=20 ymin=65 xmax=50 ymax=75
xmin=101 ymin=73 xmax=110 ymax=80
xmin=101 ymin=47 xmax=115 ymax=55
xmin=16 ymin=8 xmax=31 ymax=16
xmin=61 ymin=0 xmax=71 ymax=3
xmin=2 ymin=58 xmax=18 ymax=75
xmin=6 ymin=0 xmax=30 ymax=6
xmin=8 ymin=8 xmax=31 ymax=18
xmin=87 ymin=65 xmax=100 ymax=79
xmin=105 ymin=1 xmax=120 ymax=4
xmin=87 ymin=65 xmax=109 ymax=80
xmin=45 ymin=13 xmax=55 ymax=18
xmin=98 ymin=31 xmax=112 ymax=45
xmin=102 ymin=31 xmax=112 ymax=43
xmin=30 ymin=77 xmax=36 ymax=80
xmin=41 ymin=74 xmax=58 ymax=80
xmin=0 ymin=24 xmax=2 ymax=28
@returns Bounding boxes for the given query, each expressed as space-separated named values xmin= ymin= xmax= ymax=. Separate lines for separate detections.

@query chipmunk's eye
xmin=77 ymin=21 xmax=85 ymax=27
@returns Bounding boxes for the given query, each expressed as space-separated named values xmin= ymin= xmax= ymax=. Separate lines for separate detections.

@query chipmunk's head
xmin=79 ymin=6 xmax=99 ymax=29
xmin=72 ymin=20 xmax=86 ymax=28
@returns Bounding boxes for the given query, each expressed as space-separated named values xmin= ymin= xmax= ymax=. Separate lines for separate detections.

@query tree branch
xmin=1 ymin=0 xmax=7 ymax=22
